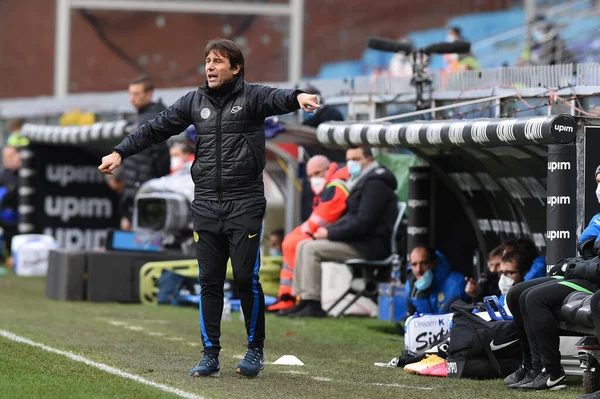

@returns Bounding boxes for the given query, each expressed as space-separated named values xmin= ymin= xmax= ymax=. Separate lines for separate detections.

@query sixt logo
xmin=547 ymin=161 xmax=571 ymax=172
xmin=554 ymin=124 xmax=574 ymax=133
xmin=547 ymin=196 xmax=571 ymax=206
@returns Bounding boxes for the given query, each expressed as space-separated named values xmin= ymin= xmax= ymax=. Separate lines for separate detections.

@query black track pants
xmin=524 ymin=278 xmax=598 ymax=375
xmin=506 ymin=277 xmax=557 ymax=371
xmin=193 ymin=199 xmax=266 ymax=355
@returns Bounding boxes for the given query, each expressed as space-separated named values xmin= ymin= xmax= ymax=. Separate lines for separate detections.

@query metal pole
xmin=288 ymin=0 xmax=304 ymax=84
xmin=285 ymin=158 xmax=298 ymax=235
xmin=69 ymin=0 xmax=292 ymax=16
xmin=524 ymin=0 xmax=537 ymax=57
xmin=54 ymin=0 xmax=71 ymax=98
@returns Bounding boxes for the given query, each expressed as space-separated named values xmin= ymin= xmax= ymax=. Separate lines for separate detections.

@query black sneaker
xmin=288 ymin=301 xmax=327 ymax=318
xmin=277 ymin=301 xmax=308 ymax=317
xmin=189 ymin=352 xmax=220 ymax=377
xmin=503 ymin=365 xmax=530 ymax=386
xmin=518 ymin=368 xmax=567 ymax=390
xmin=508 ymin=369 xmax=539 ymax=389
xmin=236 ymin=347 xmax=265 ymax=378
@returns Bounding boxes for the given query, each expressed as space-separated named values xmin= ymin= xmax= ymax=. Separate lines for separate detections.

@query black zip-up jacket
xmin=120 ymin=101 xmax=170 ymax=219
xmin=328 ymin=166 xmax=398 ymax=260
xmin=114 ymin=76 xmax=302 ymax=205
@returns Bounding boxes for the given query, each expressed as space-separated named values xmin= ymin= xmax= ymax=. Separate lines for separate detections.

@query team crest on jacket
xmin=200 ymin=108 xmax=211 ymax=119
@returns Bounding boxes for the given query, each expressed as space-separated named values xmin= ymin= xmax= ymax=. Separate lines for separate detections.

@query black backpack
xmin=446 ymin=300 xmax=522 ymax=379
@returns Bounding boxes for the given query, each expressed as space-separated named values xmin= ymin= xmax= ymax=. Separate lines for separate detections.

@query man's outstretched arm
xmin=250 ymin=85 xmax=320 ymax=120
xmin=99 ymin=91 xmax=195 ymax=174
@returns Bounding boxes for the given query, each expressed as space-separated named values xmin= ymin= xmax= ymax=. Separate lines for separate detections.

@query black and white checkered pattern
xmin=20 ymin=120 xmax=131 ymax=145
xmin=316 ymin=114 xmax=577 ymax=148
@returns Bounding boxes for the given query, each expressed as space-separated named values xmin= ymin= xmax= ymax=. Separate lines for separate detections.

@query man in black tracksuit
xmin=120 ymin=75 xmax=170 ymax=230
xmin=99 ymin=39 xmax=320 ymax=378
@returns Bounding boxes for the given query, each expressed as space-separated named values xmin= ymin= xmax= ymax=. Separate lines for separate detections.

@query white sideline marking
xmin=148 ymin=332 xmax=165 ymax=337
xmin=312 ymin=376 xmax=331 ymax=382
xmin=127 ymin=326 xmax=144 ymax=331
xmin=371 ymin=383 xmax=433 ymax=390
xmin=0 ymin=330 xmax=204 ymax=399
xmin=108 ymin=320 xmax=127 ymax=326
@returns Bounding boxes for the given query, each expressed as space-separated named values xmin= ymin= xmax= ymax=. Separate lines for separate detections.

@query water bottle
xmin=222 ymin=297 xmax=232 ymax=321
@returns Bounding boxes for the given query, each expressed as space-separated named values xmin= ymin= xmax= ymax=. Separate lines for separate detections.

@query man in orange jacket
xmin=268 ymin=155 xmax=350 ymax=312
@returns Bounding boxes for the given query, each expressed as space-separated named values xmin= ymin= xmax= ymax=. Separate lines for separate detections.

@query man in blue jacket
xmin=98 ymin=38 xmax=319 ymax=379
xmin=405 ymin=245 xmax=467 ymax=317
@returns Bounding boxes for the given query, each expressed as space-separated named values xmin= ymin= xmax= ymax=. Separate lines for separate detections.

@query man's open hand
xmin=297 ymin=93 xmax=321 ymax=113
xmin=98 ymin=152 xmax=122 ymax=175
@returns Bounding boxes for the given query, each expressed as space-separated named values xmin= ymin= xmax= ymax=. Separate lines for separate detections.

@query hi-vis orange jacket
xmin=301 ymin=162 xmax=350 ymax=234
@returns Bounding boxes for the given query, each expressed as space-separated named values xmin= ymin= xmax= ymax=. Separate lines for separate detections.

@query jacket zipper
xmin=216 ymin=108 xmax=222 ymax=201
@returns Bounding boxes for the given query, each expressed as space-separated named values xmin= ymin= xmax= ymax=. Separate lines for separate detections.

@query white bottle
xmin=222 ymin=297 xmax=232 ymax=321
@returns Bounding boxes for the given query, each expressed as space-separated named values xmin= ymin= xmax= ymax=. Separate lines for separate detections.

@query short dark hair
xmin=501 ymin=250 xmax=531 ymax=275
xmin=130 ymin=75 xmax=154 ymax=92
xmin=515 ymin=238 xmax=539 ymax=261
xmin=204 ymin=38 xmax=244 ymax=75
xmin=271 ymin=228 xmax=285 ymax=242
xmin=449 ymin=26 xmax=462 ymax=36
xmin=410 ymin=244 xmax=438 ymax=263
xmin=349 ymin=146 xmax=373 ymax=159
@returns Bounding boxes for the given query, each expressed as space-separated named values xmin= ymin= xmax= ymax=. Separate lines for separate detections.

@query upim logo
xmin=45 ymin=196 xmax=112 ymax=222
xmin=547 ymin=196 xmax=571 ymax=206
xmin=547 ymin=161 xmax=571 ymax=172
xmin=554 ymin=124 xmax=574 ymax=133
xmin=547 ymin=230 xmax=571 ymax=241
xmin=407 ymin=226 xmax=429 ymax=236
xmin=46 ymin=164 xmax=105 ymax=187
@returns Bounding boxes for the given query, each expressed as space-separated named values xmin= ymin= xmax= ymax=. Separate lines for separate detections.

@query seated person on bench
xmin=465 ymin=244 xmax=503 ymax=303
xmin=405 ymin=245 xmax=467 ymax=318
xmin=268 ymin=155 xmax=349 ymax=312
xmin=502 ymin=238 xmax=546 ymax=280
xmin=281 ymin=146 xmax=398 ymax=318
xmin=503 ymin=165 xmax=600 ymax=391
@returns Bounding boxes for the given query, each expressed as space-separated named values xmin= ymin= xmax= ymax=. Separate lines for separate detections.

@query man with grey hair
xmin=268 ymin=154 xmax=350 ymax=312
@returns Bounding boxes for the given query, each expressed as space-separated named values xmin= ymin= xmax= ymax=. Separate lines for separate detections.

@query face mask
xmin=596 ymin=183 xmax=600 ymax=203
xmin=269 ymin=248 xmax=282 ymax=257
xmin=310 ymin=177 xmax=326 ymax=194
xmin=170 ymin=157 xmax=184 ymax=171
xmin=499 ymin=274 xmax=515 ymax=295
xmin=347 ymin=161 xmax=362 ymax=179
xmin=532 ymin=29 xmax=544 ymax=43
xmin=414 ymin=269 xmax=434 ymax=292
xmin=446 ymin=34 xmax=457 ymax=42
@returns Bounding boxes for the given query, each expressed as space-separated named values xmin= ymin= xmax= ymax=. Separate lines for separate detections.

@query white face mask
xmin=498 ymin=274 xmax=515 ymax=296
xmin=446 ymin=34 xmax=457 ymax=42
xmin=171 ymin=157 xmax=184 ymax=171
xmin=596 ymin=183 xmax=600 ymax=203
xmin=310 ymin=177 xmax=326 ymax=194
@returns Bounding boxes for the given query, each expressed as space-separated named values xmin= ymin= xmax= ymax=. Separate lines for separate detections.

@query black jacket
xmin=328 ymin=165 xmax=398 ymax=259
xmin=120 ymin=101 xmax=170 ymax=219
xmin=114 ymin=76 xmax=302 ymax=205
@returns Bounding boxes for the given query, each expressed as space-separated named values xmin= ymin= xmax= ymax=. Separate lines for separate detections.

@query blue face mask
xmin=414 ymin=269 xmax=434 ymax=292
xmin=269 ymin=248 xmax=282 ymax=257
xmin=347 ymin=161 xmax=362 ymax=179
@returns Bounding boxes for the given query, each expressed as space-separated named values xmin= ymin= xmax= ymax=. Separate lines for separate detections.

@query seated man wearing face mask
xmin=405 ymin=245 xmax=467 ymax=318
xmin=280 ymin=146 xmax=398 ymax=318
xmin=497 ymin=250 xmax=532 ymax=303
xmin=267 ymin=155 xmax=350 ymax=312
xmin=502 ymin=166 xmax=600 ymax=391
